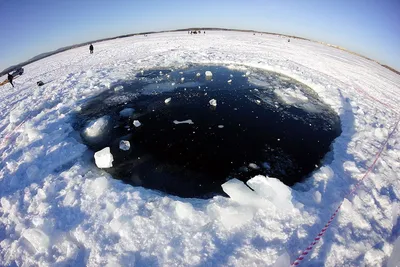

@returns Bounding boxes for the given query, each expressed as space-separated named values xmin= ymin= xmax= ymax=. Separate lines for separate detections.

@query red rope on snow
xmin=291 ymin=117 xmax=400 ymax=266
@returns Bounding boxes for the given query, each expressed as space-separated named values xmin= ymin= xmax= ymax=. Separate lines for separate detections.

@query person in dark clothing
xmin=89 ymin=44 xmax=94 ymax=54
xmin=7 ymin=73 xmax=14 ymax=87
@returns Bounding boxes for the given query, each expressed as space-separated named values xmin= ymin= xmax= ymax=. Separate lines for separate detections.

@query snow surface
xmin=0 ymin=30 xmax=399 ymax=267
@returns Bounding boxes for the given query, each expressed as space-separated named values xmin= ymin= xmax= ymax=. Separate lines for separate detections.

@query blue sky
xmin=0 ymin=0 xmax=399 ymax=71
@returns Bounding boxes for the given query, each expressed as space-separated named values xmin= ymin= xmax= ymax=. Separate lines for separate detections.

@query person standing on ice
xmin=7 ymin=73 xmax=14 ymax=87
xmin=89 ymin=44 xmax=94 ymax=54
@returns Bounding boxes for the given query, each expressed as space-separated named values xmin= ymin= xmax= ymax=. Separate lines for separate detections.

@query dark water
xmin=74 ymin=65 xmax=341 ymax=198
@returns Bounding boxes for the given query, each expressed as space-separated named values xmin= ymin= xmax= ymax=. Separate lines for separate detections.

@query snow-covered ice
xmin=0 ymin=30 xmax=399 ymax=267
xmin=173 ymin=119 xmax=194 ymax=125
xmin=94 ymin=147 xmax=114 ymax=168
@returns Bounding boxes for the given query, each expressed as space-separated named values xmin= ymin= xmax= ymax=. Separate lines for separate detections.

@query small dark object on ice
xmin=89 ymin=44 xmax=94 ymax=54
xmin=37 ymin=81 xmax=44 ymax=86
xmin=7 ymin=73 xmax=14 ymax=87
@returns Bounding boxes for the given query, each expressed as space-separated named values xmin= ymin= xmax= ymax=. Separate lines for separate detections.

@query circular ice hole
xmin=74 ymin=65 xmax=341 ymax=199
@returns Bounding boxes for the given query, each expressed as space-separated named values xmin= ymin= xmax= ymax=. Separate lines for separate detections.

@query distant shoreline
xmin=1 ymin=28 xmax=399 ymax=76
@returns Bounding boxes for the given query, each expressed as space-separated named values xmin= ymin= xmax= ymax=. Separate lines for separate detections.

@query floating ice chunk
xmin=247 ymin=175 xmax=294 ymax=210
xmin=165 ymin=97 xmax=172 ymax=104
xmin=94 ymin=147 xmax=114 ymax=168
xmin=256 ymin=100 xmax=261 ymax=104
xmin=22 ymin=228 xmax=50 ymax=253
xmin=114 ymin=85 xmax=124 ymax=92
xmin=205 ymin=71 xmax=213 ymax=77
xmin=133 ymin=120 xmax=141 ymax=127
xmin=262 ymin=162 xmax=271 ymax=169
xmin=209 ymin=99 xmax=217 ymax=107
xmin=119 ymin=140 xmax=130 ymax=151
xmin=274 ymin=87 xmax=308 ymax=105
xmin=196 ymin=73 xmax=201 ymax=77
xmin=248 ymin=163 xmax=260 ymax=170
xmin=173 ymin=119 xmax=194 ymax=125
xmin=83 ymin=116 xmax=111 ymax=138
xmin=119 ymin=108 xmax=135 ymax=117
xmin=82 ymin=116 xmax=112 ymax=145
xmin=181 ymin=77 xmax=185 ymax=82
xmin=227 ymin=79 xmax=232 ymax=83
xmin=218 ymin=125 xmax=224 ymax=128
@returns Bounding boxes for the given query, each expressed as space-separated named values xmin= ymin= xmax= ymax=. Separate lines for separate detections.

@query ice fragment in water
xmin=94 ymin=147 xmax=114 ymax=168
xmin=119 ymin=140 xmax=131 ymax=151
xmin=196 ymin=73 xmax=201 ymax=77
xmin=227 ymin=79 xmax=232 ymax=83
xmin=249 ymin=163 xmax=260 ymax=170
xmin=119 ymin=108 xmax=135 ymax=117
xmin=133 ymin=120 xmax=141 ymax=127
xmin=83 ymin=116 xmax=111 ymax=138
xmin=205 ymin=71 xmax=213 ymax=77
xmin=165 ymin=97 xmax=171 ymax=104
xmin=173 ymin=119 xmax=194 ymax=125
xmin=209 ymin=99 xmax=217 ymax=107
xmin=218 ymin=125 xmax=224 ymax=128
